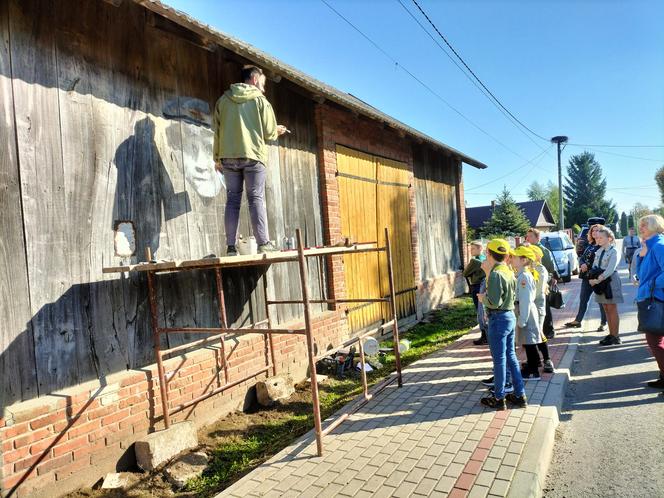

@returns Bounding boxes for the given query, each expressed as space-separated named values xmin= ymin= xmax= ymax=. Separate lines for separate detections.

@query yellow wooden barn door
xmin=336 ymin=146 xmax=383 ymax=331
xmin=336 ymin=146 xmax=416 ymax=332
xmin=376 ymin=157 xmax=416 ymax=320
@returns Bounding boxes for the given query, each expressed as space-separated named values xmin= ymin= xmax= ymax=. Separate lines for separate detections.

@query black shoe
xmin=599 ymin=335 xmax=621 ymax=345
xmin=565 ymin=321 xmax=582 ymax=328
xmin=490 ymin=383 xmax=514 ymax=394
xmin=521 ymin=369 xmax=541 ymax=381
xmin=646 ymin=377 xmax=664 ymax=389
xmin=481 ymin=376 xmax=495 ymax=387
xmin=480 ymin=394 xmax=506 ymax=411
xmin=543 ymin=359 xmax=555 ymax=373
xmin=506 ymin=392 xmax=528 ymax=408
xmin=226 ymin=245 xmax=237 ymax=256
xmin=473 ymin=337 xmax=488 ymax=346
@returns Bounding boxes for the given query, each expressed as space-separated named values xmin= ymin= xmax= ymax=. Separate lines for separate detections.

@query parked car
xmin=541 ymin=231 xmax=579 ymax=283
xmin=575 ymin=216 xmax=606 ymax=256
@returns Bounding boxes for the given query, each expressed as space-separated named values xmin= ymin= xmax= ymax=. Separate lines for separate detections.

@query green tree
xmin=563 ymin=152 xmax=616 ymax=228
xmin=656 ymin=166 xmax=664 ymax=205
xmin=632 ymin=202 xmax=652 ymax=224
xmin=480 ymin=186 xmax=531 ymax=237
xmin=527 ymin=180 xmax=559 ymax=224
xmin=620 ymin=211 xmax=628 ymax=235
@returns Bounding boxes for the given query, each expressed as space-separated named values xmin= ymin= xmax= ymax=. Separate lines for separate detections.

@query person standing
xmin=565 ymin=224 xmax=608 ymax=330
xmin=478 ymin=239 xmax=527 ymax=410
xmin=464 ymin=241 xmax=488 ymax=345
xmin=634 ymin=214 xmax=664 ymax=389
xmin=588 ymin=227 xmax=623 ymax=345
xmin=623 ymin=227 xmax=641 ymax=278
xmin=213 ymin=65 xmax=289 ymax=255
xmin=526 ymin=228 xmax=560 ymax=338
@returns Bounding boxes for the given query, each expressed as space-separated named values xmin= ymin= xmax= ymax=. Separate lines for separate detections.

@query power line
xmin=465 ymin=146 xmax=552 ymax=191
xmin=570 ymin=145 xmax=664 ymax=162
xmin=568 ymin=143 xmax=664 ymax=148
xmin=409 ymin=0 xmax=550 ymax=144
xmin=396 ymin=0 xmax=550 ymax=154
xmin=319 ymin=0 xmax=533 ymax=160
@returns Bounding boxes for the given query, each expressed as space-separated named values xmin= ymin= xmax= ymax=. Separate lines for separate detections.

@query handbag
xmin=637 ymin=281 xmax=664 ymax=335
xmin=548 ymin=281 xmax=565 ymax=309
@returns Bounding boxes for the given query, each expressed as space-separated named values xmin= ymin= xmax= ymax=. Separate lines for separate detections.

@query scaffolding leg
xmin=296 ymin=229 xmax=324 ymax=456
xmin=147 ymin=271 xmax=171 ymax=428
xmin=384 ymin=228 xmax=403 ymax=388
xmin=214 ymin=269 xmax=230 ymax=384
xmin=262 ymin=272 xmax=278 ymax=376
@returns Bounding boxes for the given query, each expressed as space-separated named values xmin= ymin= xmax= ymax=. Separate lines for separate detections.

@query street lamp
xmin=551 ymin=136 xmax=568 ymax=231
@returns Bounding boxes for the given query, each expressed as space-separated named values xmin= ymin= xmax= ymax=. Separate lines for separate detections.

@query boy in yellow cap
xmin=478 ymin=239 xmax=527 ymax=410
xmin=512 ymin=245 xmax=542 ymax=380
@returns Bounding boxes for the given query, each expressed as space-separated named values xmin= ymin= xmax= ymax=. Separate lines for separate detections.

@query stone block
xmin=101 ymin=472 xmax=139 ymax=490
xmin=256 ymin=374 xmax=295 ymax=407
xmin=164 ymin=451 xmax=208 ymax=489
xmin=135 ymin=421 xmax=198 ymax=471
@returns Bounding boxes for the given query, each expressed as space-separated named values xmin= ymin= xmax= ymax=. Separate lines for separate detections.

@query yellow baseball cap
xmin=512 ymin=245 xmax=536 ymax=260
xmin=487 ymin=238 xmax=512 ymax=255
xmin=529 ymin=245 xmax=544 ymax=259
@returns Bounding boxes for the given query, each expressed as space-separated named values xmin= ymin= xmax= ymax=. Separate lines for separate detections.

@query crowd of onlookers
xmin=465 ymin=215 xmax=664 ymax=409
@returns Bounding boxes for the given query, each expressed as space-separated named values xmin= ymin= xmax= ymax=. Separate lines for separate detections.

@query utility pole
xmin=551 ymin=136 xmax=568 ymax=231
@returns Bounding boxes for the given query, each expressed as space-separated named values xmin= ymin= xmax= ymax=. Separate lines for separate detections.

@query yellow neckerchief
xmin=491 ymin=261 xmax=513 ymax=278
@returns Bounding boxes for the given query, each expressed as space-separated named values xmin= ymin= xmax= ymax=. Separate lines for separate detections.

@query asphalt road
xmin=544 ymin=246 xmax=664 ymax=498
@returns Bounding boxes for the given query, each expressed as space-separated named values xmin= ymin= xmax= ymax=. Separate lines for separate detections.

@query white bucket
xmin=398 ymin=339 xmax=411 ymax=354
xmin=237 ymin=235 xmax=258 ymax=255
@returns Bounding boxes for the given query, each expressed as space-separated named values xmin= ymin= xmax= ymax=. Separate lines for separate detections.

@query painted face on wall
xmin=163 ymin=97 xmax=224 ymax=199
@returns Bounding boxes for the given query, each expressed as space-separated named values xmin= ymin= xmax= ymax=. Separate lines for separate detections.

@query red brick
xmin=100 ymin=409 xmax=130 ymax=427
xmin=455 ymin=472 xmax=476 ymax=491
xmin=29 ymin=411 xmax=64 ymax=431
xmin=4 ymin=445 xmax=31 ymax=464
xmin=29 ymin=435 xmax=59 ymax=456
xmin=72 ymin=439 xmax=104 ymax=461
xmin=66 ymin=418 xmax=101 ymax=440
xmin=470 ymin=447 xmax=489 ymax=462
xmin=52 ymin=435 xmax=88 ymax=458
xmin=36 ymin=453 xmax=72 ymax=476
xmin=13 ymin=427 xmax=52 ymax=449
xmin=54 ymin=454 xmax=90 ymax=481
xmin=1 ymin=422 xmax=29 ymax=439
xmin=85 ymin=404 xmax=115 ymax=421
xmin=104 ymin=428 xmax=134 ymax=446
xmin=13 ymin=453 xmax=42 ymax=472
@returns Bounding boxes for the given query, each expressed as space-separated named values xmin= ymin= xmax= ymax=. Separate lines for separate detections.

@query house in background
xmin=466 ymin=199 xmax=556 ymax=234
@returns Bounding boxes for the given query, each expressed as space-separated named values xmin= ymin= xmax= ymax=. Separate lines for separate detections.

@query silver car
xmin=540 ymin=231 xmax=579 ymax=283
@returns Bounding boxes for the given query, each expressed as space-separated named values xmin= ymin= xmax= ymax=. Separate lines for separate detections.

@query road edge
xmin=507 ymin=331 xmax=581 ymax=498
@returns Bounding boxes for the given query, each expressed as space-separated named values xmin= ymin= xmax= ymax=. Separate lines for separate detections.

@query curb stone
xmin=506 ymin=331 xmax=582 ymax=498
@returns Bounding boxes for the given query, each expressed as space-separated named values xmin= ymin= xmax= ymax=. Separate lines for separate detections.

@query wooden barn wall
xmin=412 ymin=146 xmax=461 ymax=280
xmin=0 ymin=0 xmax=325 ymax=407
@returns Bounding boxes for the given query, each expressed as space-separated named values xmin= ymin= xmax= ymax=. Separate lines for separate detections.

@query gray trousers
xmin=222 ymin=159 xmax=269 ymax=246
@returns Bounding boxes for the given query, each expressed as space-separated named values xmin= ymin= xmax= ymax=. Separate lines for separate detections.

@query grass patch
xmin=185 ymin=297 xmax=476 ymax=497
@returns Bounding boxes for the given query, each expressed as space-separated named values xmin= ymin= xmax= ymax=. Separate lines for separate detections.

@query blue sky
xmin=167 ymin=0 xmax=664 ymax=216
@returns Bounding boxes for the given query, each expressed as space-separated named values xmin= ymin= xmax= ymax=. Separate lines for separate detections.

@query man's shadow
xmin=112 ymin=116 xmax=191 ymax=260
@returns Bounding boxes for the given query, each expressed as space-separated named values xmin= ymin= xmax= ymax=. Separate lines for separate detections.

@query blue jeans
xmin=487 ymin=310 xmax=525 ymax=399
xmin=575 ymin=279 xmax=607 ymax=325
xmin=222 ymin=159 xmax=269 ymax=245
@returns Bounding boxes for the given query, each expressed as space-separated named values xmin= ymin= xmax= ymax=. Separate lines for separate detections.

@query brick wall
xmin=0 ymin=311 xmax=347 ymax=498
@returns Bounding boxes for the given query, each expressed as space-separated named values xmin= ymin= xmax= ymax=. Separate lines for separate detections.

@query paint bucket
xmin=363 ymin=337 xmax=379 ymax=356
xmin=237 ymin=235 xmax=258 ymax=255
xmin=398 ymin=339 xmax=411 ymax=354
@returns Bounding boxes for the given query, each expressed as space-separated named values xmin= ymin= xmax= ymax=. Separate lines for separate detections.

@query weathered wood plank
xmin=8 ymin=0 xmax=94 ymax=394
xmin=0 ymin=0 xmax=37 ymax=407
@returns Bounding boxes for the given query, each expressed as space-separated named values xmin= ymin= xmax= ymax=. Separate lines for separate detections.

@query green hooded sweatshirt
xmin=212 ymin=83 xmax=278 ymax=165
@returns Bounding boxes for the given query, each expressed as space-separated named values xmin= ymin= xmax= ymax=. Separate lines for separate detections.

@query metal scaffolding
xmin=103 ymin=228 xmax=404 ymax=456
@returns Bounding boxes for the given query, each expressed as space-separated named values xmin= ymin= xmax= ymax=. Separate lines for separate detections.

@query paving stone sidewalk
xmin=218 ymin=280 xmax=583 ymax=498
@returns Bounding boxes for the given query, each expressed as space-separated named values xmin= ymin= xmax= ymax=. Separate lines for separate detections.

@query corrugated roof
xmin=133 ymin=0 xmax=487 ymax=169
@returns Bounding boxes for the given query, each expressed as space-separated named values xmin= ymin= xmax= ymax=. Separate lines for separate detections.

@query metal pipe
xmin=320 ymin=375 xmax=396 ymax=437
xmin=169 ymin=365 xmax=270 ymax=415
xmin=266 ymin=298 xmax=389 ymax=305
xmin=147 ymin=271 xmax=171 ymax=428
xmin=296 ymin=229 xmax=324 ymax=456
xmin=262 ymin=273 xmax=277 ymax=376
xmin=384 ymin=228 xmax=403 ymax=388
xmin=160 ymin=327 xmax=306 ymax=335
xmin=214 ymin=268 xmax=230 ymax=384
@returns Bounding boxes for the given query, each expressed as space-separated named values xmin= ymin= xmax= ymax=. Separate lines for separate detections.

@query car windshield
xmin=543 ymin=238 xmax=564 ymax=251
